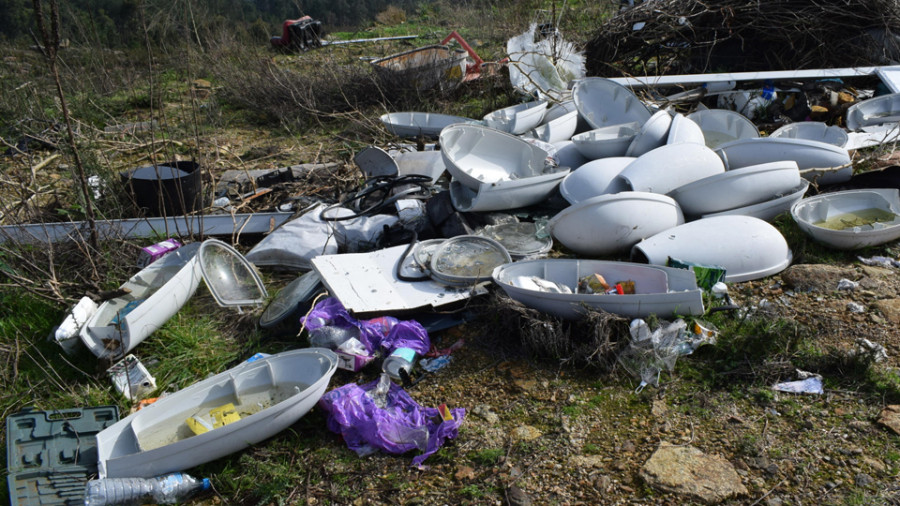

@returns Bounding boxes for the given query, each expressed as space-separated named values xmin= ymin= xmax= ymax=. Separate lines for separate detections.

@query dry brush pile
xmin=585 ymin=0 xmax=900 ymax=77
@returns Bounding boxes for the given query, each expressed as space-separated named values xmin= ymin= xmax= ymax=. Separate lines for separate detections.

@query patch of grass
xmin=587 ymin=393 xmax=605 ymax=406
xmin=684 ymin=309 xmax=811 ymax=389
xmin=470 ymin=447 xmax=504 ymax=466
xmin=865 ymin=366 xmax=900 ymax=400
xmin=799 ymin=347 xmax=900 ymax=402
xmin=843 ymin=490 xmax=873 ymax=505
xmin=0 ymin=288 xmax=109 ymax=412
xmin=458 ymin=483 xmax=484 ymax=498
xmin=736 ymin=433 xmax=763 ymax=457
xmin=142 ymin=302 xmax=250 ymax=391
xmin=562 ymin=404 xmax=582 ymax=417
xmin=754 ymin=388 xmax=776 ymax=405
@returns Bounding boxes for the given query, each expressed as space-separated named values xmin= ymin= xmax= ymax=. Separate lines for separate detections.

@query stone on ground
xmin=640 ymin=443 xmax=748 ymax=504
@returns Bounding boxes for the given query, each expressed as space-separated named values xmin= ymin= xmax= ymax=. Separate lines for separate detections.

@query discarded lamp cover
xmin=429 ymin=235 xmax=512 ymax=286
xmin=492 ymin=258 xmax=704 ymax=319
xmin=790 ymin=188 xmax=900 ymax=249
xmin=258 ymin=271 xmax=324 ymax=332
xmin=631 ymin=215 xmax=793 ymax=283
xmin=96 ymin=348 xmax=339 ymax=478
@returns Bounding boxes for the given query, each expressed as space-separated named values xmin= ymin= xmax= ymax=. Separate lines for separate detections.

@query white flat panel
xmin=311 ymin=245 xmax=482 ymax=317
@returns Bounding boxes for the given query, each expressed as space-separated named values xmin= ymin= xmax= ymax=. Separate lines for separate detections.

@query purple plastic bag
xmin=303 ymin=297 xmax=357 ymax=332
xmin=318 ymin=379 xmax=466 ymax=466
xmin=381 ymin=320 xmax=430 ymax=356
xmin=301 ymin=297 xmax=429 ymax=355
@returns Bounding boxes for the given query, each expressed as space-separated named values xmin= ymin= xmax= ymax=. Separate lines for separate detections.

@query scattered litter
xmin=85 ymin=472 xmax=210 ymax=505
xmin=618 ymin=320 xmax=682 ymax=392
xmin=773 ymin=374 xmax=824 ymax=395
xmin=717 ymin=86 xmax=777 ymax=121
xmin=426 ymin=337 xmax=466 ymax=357
xmin=133 ymin=397 xmax=162 ymax=412
xmin=419 ymin=356 xmax=451 ymax=372
xmin=336 ymin=352 xmax=375 ymax=373
xmin=579 ymin=273 xmax=634 ymax=295
xmin=318 ymin=374 xmax=466 ymax=466
xmin=852 ymin=338 xmax=889 ymax=363
xmin=383 ymin=347 xmax=419 ymax=383
xmin=245 ymin=352 xmax=271 ymax=363
xmin=88 ymin=174 xmax=103 ymax=199
xmin=186 ymin=403 xmax=242 ymax=435
xmin=711 ymin=282 xmax=729 ymax=298
xmin=472 ymin=404 xmax=500 ymax=424
xmin=54 ymin=296 xmax=98 ymax=354
xmin=858 ymin=255 xmax=900 ymax=268
xmin=245 ymin=203 xmax=340 ymax=270
xmin=617 ymin=318 xmax=716 ymax=392
xmin=837 ymin=278 xmax=860 ymax=290
xmin=667 ymin=258 xmax=727 ymax=291
xmin=303 ymin=297 xmax=431 ymax=375
xmin=107 ymin=354 xmax=157 ymax=400
xmin=396 ymin=199 xmax=427 ymax=230
xmin=847 ymin=302 xmax=867 ymax=313
xmin=137 ymin=238 xmax=182 ymax=268
xmin=513 ymin=275 xmax=572 ymax=294
xmin=506 ymin=23 xmax=585 ymax=99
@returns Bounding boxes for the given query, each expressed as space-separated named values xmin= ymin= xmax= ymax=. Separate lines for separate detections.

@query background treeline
xmin=0 ymin=0 xmax=439 ymax=46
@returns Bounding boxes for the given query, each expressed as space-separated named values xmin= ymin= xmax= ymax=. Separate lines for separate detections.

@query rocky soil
xmin=190 ymin=254 xmax=900 ymax=505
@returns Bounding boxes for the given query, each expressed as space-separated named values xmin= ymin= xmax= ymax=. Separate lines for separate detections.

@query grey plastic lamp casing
xmin=259 ymin=271 xmax=323 ymax=329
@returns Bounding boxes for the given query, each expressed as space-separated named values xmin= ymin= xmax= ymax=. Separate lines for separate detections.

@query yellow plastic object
xmin=186 ymin=403 xmax=242 ymax=435
xmin=211 ymin=403 xmax=242 ymax=426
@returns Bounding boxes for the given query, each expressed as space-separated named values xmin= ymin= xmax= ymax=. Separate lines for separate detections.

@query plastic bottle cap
xmin=202 ymin=478 xmax=211 ymax=490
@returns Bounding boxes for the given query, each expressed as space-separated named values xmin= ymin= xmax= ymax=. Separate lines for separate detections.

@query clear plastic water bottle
xmin=84 ymin=472 xmax=210 ymax=505
xmin=367 ymin=372 xmax=392 ymax=408
xmin=382 ymin=347 xmax=416 ymax=382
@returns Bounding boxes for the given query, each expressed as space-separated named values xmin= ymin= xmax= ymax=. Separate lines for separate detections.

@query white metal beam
xmin=607 ymin=66 xmax=900 ymax=89
xmin=0 ymin=212 xmax=294 ymax=245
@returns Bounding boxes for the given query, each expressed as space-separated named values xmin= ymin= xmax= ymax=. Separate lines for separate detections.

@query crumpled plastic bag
xmin=245 ymin=203 xmax=342 ymax=270
xmin=318 ymin=378 xmax=466 ymax=466
xmin=506 ymin=23 xmax=585 ymax=99
xmin=302 ymin=297 xmax=430 ymax=355
xmin=617 ymin=319 xmax=717 ymax=392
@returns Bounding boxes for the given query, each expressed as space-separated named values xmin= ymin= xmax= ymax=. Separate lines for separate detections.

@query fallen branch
xmin=98 ymin=138 xmax=184 ymax=151
xmin=797 ymin=162 xmax=854 ymax=175
xmin=31 ymin=153 xmax=60 ymax=172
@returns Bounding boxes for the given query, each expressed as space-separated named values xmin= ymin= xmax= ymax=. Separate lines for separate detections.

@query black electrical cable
xmin=319 ymin=174 xmax=433 ymax=222
xmin=395 ymin=230 xmax=432 ymax=282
